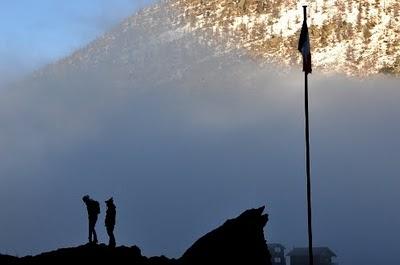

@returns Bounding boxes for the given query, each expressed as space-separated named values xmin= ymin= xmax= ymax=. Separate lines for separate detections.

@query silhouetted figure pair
xmin=82 ymin=195 xmax=116 ymax=247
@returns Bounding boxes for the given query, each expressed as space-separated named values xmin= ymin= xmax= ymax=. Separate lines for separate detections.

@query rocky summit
xmin=0 ymin=207 xmax=272 ymax=265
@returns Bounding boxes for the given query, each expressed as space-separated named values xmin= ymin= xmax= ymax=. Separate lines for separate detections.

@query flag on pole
xmin=299 ymin=6 xmax=314 ymax=265
xmin=298 ymin=13 xmax=312 ymax=74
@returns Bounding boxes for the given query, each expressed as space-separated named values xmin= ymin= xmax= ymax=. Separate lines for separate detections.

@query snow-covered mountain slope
xmin=35 ymin=0 xmax=400 ymax=78
xmin=171 ymin=0 xmax=400 ymax=76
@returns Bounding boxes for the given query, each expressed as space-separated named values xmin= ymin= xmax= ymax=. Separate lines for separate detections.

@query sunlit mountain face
xmin=35 ymin=0 xmax=400 ymax=79
xmin=170 ymin=0 xmax=400 ymax=76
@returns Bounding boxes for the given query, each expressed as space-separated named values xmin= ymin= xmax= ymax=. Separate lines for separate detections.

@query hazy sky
xmin=0 ymin=0 xmax=154 ymax=85
xmin=1 ymin=2 xmax=400 ymax=265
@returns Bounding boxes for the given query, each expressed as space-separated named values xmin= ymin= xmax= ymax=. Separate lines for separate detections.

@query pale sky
xmin=0 ymin=0 xmax=154 ymax=85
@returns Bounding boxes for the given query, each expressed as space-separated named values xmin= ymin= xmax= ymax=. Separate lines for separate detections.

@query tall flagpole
xmin=302 ymin=6 xmax=314 ymax=265
xmin=305 ymin=64 xmax=313 ymax=265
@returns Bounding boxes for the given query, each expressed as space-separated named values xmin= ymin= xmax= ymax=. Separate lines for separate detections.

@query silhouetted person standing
xmin=82 ymin=195 xmax=100 ymax=244
xmin=105 ymin=197 xmax=116 ymax=247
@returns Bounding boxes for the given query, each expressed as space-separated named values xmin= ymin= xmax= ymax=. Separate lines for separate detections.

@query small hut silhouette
xmin=287 ymin=247 xmax=337 ymax=265
xmin=268 ymin=243 xmax=286 ymax=265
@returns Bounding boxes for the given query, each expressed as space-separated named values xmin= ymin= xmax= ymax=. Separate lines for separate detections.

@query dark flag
xmin=298 ymin=12 xmax=312 ymax=74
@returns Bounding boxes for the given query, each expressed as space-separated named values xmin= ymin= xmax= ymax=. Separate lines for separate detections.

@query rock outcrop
xmin=181 ymin=206 xmax=271 ymax=265
xmin=0 ymin=207 xmax=271 ymax=265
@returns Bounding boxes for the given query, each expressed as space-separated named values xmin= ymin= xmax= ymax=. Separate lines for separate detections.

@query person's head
xmin=105 ymin=197 xmax=114 ymax=206
xmin=82 ymin=195 xmax=90 ymax=203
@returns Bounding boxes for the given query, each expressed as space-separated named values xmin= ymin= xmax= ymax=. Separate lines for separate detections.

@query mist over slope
xmin=0 ymin=2 xmax=400 ymax=265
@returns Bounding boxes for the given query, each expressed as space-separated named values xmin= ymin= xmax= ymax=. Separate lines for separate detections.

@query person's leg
xmin=106 ymin=226 xmax=111 ymax=245
xmin=88 ymin=220 xmax=93 ymax=243
xmin=92 ymin=216 xmax=98 ymax=244
xmin=110 ymin=226 xmax=116 ymax=247
xmin=107 ymin=226 xmax=116 ymax=247
xmin=93 ymin=227 xmax=98 ymax=244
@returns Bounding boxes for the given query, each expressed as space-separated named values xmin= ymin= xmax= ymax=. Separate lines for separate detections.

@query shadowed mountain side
xmin=0 ymin=207 xmax=271 ymax=265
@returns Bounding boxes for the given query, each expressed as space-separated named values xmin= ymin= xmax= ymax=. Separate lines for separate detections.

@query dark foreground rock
xmin=181 ymin=206 xmax=270 ymax=265
xmin=0 ymin=207 xmax=271 ymax=265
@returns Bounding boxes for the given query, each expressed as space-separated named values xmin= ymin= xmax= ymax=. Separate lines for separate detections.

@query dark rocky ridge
xmin=0 ymin=207 xmax=271 ymax=265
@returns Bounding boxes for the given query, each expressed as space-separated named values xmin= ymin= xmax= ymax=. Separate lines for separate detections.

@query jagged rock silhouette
xmin=181 ymin=206 xmax=271 ymax=265
xmin=0 ymin=207 xmax=271 ymax=265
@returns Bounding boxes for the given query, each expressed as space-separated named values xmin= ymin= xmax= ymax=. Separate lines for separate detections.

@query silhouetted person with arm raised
xmin=82 ymin=195 xmax=100 ymax=244
xmin=105 ymin=197 xmax=116 ymax=247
